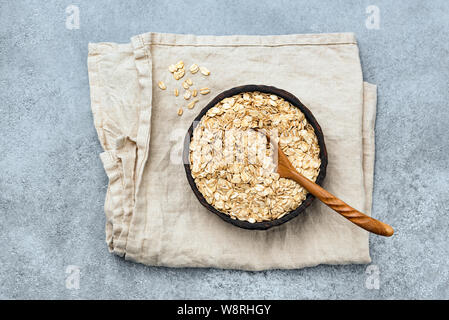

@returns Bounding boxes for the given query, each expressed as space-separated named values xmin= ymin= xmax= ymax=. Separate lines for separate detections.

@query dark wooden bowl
xmin=183 ymin=85 xmax=328 ymax=230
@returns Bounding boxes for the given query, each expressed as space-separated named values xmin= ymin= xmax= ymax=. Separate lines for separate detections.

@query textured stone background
xmin=1 ymin=0 xmax=448 ymax=299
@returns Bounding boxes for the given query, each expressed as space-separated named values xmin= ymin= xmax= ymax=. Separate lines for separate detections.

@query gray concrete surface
xmin=0 ymin=0 xmax=448 ymax=299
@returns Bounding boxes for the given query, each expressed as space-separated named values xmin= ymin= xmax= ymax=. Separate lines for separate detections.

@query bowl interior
xmin=183 ymin=84 xmax=328 ymax=230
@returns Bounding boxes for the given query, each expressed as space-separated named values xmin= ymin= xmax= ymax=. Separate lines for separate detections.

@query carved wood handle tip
xmin=287 ymin=170 xmax=394 ymax=237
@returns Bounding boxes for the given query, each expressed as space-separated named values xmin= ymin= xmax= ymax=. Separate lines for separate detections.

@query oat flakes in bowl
xmin=183 ymin=85 xmax=327 ymax=230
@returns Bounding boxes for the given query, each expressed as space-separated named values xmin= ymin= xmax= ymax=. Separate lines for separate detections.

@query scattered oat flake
xmin=175 ymin=60 xmax=184 ymax=69
xmin=186 ymin=78 xmax=193 ymax=86
xmin=192 ymin=89 xmax=198 ymax=97
xmin=174 ymin=69 xmax=185 ymax=80
xmin=187 ymin=99 xmax=198 ymax=109
xmin=174 ymin=88 xmax=179 ymax=96
xmin=168 ymin=64 xmax=177 ymax=73
xmin=158 ymin=81 xmax=166 ymax=90
xmin=177 ymin=107 xmax=183 ymax=116
xmin=200 ymin=87 xmax=210 ymax=95
xmin=189 ymin=64 xmax=199 ymax=74
xmin=184 ymin=90 xmax=192 ymax=100
xmin=182 ymin=81 xmax=190 ymax=90
xmin=200 ymin=66 xmax=210 ymax=76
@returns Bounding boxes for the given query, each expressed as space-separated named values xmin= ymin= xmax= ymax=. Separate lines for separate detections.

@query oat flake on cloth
xmin=87 ymin=32 xmax=377 ymax=270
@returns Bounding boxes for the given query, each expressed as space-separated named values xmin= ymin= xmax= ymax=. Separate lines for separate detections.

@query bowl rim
xmin=182 ymin=84 xmax=328 ymax=230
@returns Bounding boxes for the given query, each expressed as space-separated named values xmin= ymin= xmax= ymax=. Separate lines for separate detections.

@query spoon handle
xmin=286 ymin=169 xmax=394 ymax=237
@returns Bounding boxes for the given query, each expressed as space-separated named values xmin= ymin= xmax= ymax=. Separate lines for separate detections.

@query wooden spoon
xmin=261 ymin=131 xmax=394 ymax=237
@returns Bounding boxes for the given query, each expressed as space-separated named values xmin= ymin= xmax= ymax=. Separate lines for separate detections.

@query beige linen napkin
xmin=88 ymin=32 xmax=376 ymax=270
